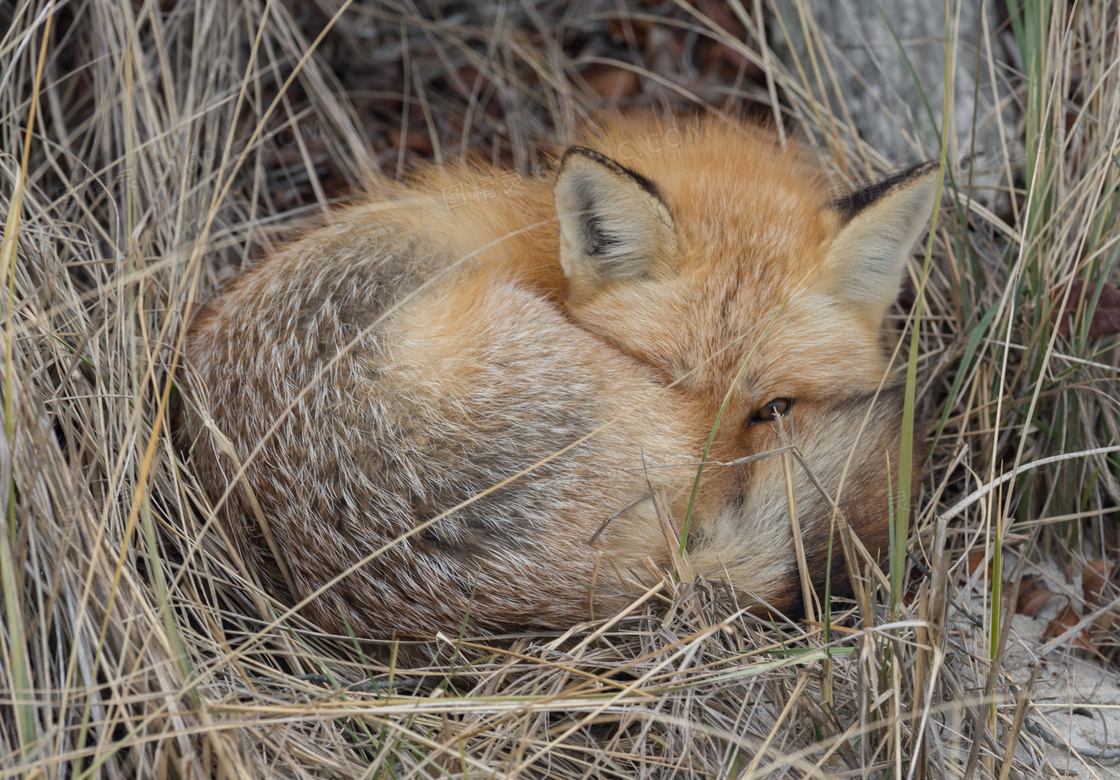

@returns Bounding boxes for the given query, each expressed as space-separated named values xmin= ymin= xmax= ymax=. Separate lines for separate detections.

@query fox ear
xmin=554 ymin=146 xmax=677 ymax=300
xmin=824 ymin=161 xmax=939 ymax=320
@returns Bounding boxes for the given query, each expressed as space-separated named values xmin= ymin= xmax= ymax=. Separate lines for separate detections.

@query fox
xmin=181 ymin=116 xmax=937 ymax=639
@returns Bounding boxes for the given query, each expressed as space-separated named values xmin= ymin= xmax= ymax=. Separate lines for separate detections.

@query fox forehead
xmin=579 ymin=117 xmax=836 ymax=259
xmin=570 ymin=121 xmax=870 ymax=394
xmin=579 ymin=119 xmax=852 ymax=320
xmin=661 ymin=283 xmax=890 ymax=406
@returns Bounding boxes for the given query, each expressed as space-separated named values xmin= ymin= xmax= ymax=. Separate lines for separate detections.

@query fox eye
xmin=749 ymin=398 xmax=794 ymax=426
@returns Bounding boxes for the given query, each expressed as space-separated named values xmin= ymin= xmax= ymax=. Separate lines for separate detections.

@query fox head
xmin=553 ymin=120 xmax=939 ymax=437
xmin=552 ymin=123 xmax=938 ymax=611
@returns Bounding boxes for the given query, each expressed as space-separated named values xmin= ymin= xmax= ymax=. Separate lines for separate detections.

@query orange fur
xmin=182 ymin=116 xmax=936 ymax=638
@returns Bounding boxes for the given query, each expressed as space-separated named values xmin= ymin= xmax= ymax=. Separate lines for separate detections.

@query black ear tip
xmin=556 ymin=147 xmax=667 ymax=206
xmin=562 ymin=145 xmax=597 ymax=158
xmin=910 ymin=160 xmax=940 ymax=181
xmin=558 ymin=146 xmax=616 ymax=175
xmin=832 ymin=160 xmax=940 ymax=221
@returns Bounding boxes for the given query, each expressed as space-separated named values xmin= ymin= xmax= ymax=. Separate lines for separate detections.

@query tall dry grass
xmin=1 ymin=1 xmax=1118 ymax=777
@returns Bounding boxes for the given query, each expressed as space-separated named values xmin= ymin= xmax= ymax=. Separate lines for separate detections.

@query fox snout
xmin=685 ymin=387 xmax=920 ymax=618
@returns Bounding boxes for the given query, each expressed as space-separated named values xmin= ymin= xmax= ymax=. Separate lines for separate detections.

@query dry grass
xmin=1 ymin=0 xmax=1118 ymax=777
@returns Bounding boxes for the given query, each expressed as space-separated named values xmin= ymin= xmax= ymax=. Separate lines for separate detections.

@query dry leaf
xmin=607 ymin=16 xmax=652 ymax=47
xmin=581 ymin=64 xmax=640 ymax=101
xmin=1082 ymin=560 xmax=1120 ymax=653
xmin=1016 ymin=576 xmax=1055 ymax=618
xmin=1042 ymin=600 xmax=1097 ymax=653
xmin=1051 ymin=278 xmax=1120 ymax=337
xmin=387 ymin=128 xmax=435 ymax=157
xmin=963 ymin=550 xmax=993 ymax=581
xmin=1082 ymin=560 xmax=1112 ymax=606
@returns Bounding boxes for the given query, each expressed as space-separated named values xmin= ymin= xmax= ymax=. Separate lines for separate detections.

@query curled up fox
xmin=182 ymin=116 xmax=937 ymax=639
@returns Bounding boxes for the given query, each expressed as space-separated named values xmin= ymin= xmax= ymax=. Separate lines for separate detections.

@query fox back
xmin=182 ymin=117 xmax=937 ymax=637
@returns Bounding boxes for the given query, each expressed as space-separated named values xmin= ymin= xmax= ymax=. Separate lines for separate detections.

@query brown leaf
xmin=963 ymin=550 xmax=993 ymax=581
xmin=388 ymin=128 xmax=434 ymax=157
xmin=1042 ymin=600 xmax=1097 ymax=653
xmin=1051 ymin=278 xmax=1120 ymax=337
xmin=1016 ymin=576 xmax=1055 ymax=617
xmin=1018 ymin=588 xmax=1055 ymax=617
xmin=1082 ymin=560 xmax=1112 ymax=606
xmin=698 ymin=0 xmax=746 ymax=36
xmin=1092 ymin=609 xmax=1120 ymax=642
xmin=1084 ymin=560 xmax=1120 ymax=649
xmin=693 ymin=3 xmax=760 ymax=83
xmin=1088 ymin=308 xmax=1120 ymax=337
xmin=581 ymin=64 xmax=640 ymax=101
xmin=607 ymin=16 xmax=652 ymax=47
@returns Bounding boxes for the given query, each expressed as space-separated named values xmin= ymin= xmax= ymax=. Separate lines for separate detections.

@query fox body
xmin=183 ymin=117 xmax=937 ymax=638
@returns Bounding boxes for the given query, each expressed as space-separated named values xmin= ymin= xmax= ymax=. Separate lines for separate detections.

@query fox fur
xmin=182 ymin=116 xmax=938 ymax=638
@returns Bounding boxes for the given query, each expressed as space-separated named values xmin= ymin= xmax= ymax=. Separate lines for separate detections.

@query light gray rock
xmin=771 ymin=0 xmax=1019 ymax=191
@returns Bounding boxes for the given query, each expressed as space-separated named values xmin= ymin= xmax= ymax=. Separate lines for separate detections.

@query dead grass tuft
xmin=1 ymin=0 xmax=1117 ymax=777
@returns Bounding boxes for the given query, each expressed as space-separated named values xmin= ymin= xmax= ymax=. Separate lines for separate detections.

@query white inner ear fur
xmin=554 ymin=151 xmax=676 ymax=298
xmin=824 ymin=173 xmax=939 ymax=322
